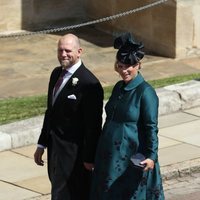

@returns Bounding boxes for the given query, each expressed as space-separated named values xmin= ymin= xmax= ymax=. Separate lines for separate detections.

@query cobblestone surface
xmin=164 ymin=172 xmax=200 ymax=199
xmin=23 ymin=172 xmax=200 ymax=200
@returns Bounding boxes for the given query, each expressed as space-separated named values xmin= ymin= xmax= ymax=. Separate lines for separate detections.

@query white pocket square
xmin=67 ymin=94 xmax=77 ymax=100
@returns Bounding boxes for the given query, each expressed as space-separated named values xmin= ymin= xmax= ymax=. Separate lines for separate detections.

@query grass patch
xmin=148 ymin=73 xmax=200 ymax=88
xmin=104 ymin=73 xmax=200 ymax=99
xmin=0 ymin=95 xmax=47 ymax=125
xmin=0 ymin=73 xmax=199 ymax=125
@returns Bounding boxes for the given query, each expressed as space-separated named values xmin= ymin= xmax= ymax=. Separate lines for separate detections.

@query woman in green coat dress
xmin=90 ymin=33 xmax=165 ymax=200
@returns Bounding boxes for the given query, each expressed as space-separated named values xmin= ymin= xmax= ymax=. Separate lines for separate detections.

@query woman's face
xmin=116 ymin=61 xmax=140 ymax=83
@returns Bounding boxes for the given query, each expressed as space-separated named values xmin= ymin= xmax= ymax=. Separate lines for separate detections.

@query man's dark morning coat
xmin=37 ymin=63 xmax=104 ymax=199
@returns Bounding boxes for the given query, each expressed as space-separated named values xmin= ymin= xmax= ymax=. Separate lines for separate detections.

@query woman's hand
xmin=140 ymin=158 xmax=154 ymax=171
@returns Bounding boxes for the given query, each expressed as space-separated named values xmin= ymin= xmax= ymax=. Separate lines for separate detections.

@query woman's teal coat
xmin=90 ymin=73 xmax=165 ymax=200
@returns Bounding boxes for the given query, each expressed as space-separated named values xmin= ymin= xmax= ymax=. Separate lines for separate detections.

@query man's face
xmin=57 ymin=38 xmax=82 ymax=69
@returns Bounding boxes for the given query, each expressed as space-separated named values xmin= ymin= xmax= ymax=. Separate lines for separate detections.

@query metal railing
xmin=0 ymin=0 xmax=168 ymax=38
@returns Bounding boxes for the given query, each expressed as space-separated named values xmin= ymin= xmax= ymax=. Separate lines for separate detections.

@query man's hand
xmin=34 ymin=147 xmax=45 ymax=166
xmin=83 ymin=162 xmax=94 ymax=171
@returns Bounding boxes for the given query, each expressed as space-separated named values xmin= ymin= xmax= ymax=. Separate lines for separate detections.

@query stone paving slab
xmin=158 ymin=135 xmax=181 ymax=149
xmin=12 ymin=144 xmax=47 ymax=161
xmin=184 ymin=106 xmax=200 ymax=117
xmin=159 ymin=143 xmax=200 ymax=166
xmin=0 ymin=147 xmax=50 ymax=200
xmin=15 ymin=176 xmax=50 ymax=195
xmin=0 ymin=151 xmax=47 ymax=182
xmin=141 ymin=58 xmax=200 ymax=80
xmin=158 ymin=111 xmax=199 ymax=129
xmin=159 ymin=119 xmax=200 ymax=147
xmin=26 ymin=194 xmax=51 ymax=200
xmin=0 ymin=181 xmax=39 ymax=200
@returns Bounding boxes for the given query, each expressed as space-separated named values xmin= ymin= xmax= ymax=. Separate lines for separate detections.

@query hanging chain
xmin=0 ymin=0 xmax=168 ymax=38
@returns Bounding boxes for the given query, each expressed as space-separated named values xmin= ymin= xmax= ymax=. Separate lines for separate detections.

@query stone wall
xmin=0 ymin=0 xmax=199 ymax=58
xmin=176 ymin=0 xmax=200 ymax=57
xmin=85 ymin=0 xmax=200 ymax=58
xmin=0 ymin=0 xmax=86 ymax=33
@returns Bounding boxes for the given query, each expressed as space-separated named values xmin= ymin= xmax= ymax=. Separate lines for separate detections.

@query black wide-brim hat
xmin=114 ymin=32 xmax=145 ymax=65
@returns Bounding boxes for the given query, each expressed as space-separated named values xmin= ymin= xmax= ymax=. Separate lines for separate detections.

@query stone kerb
xmin=0 ymin=80 xmax=200 ymax=152
xmin=157 ymin=80 xmax=200 ymax=115
xmin=0 ymin=116 xmax=43 ymax=151
xmin=0 ymin=131 xmax=12 ymax=151
xmin=163 ymin=80 xmax=200 ymax=110
xmin=156 ymin=88 xmax=182 ymax=116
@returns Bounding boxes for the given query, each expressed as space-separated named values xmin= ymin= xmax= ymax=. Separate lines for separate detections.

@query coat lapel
xmin=52 ymin=64 xmax=84 ymax=106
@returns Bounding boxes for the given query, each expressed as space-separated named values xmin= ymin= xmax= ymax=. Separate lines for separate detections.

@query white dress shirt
xmin=52 ymin=59 xmax=82 ymax=105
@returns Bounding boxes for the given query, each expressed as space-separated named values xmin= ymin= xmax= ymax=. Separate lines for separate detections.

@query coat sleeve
xmin=140 ymin=86 xmax=159 ymax=161
xmin=81 ymin=81 xmax=104 ymax=163
xmin=37 ymin=68 xmax=59 ymax=147
xmin=37 ymin=109 xmax=50 ymax=147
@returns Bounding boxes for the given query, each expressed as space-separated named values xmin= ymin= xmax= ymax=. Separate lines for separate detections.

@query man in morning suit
xmin=34 ymin=33 xmax=104 ymax=200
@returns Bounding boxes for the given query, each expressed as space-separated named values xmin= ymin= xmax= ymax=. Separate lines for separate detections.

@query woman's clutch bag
xmin=130 ymin=153 xmax=146 ymax=170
